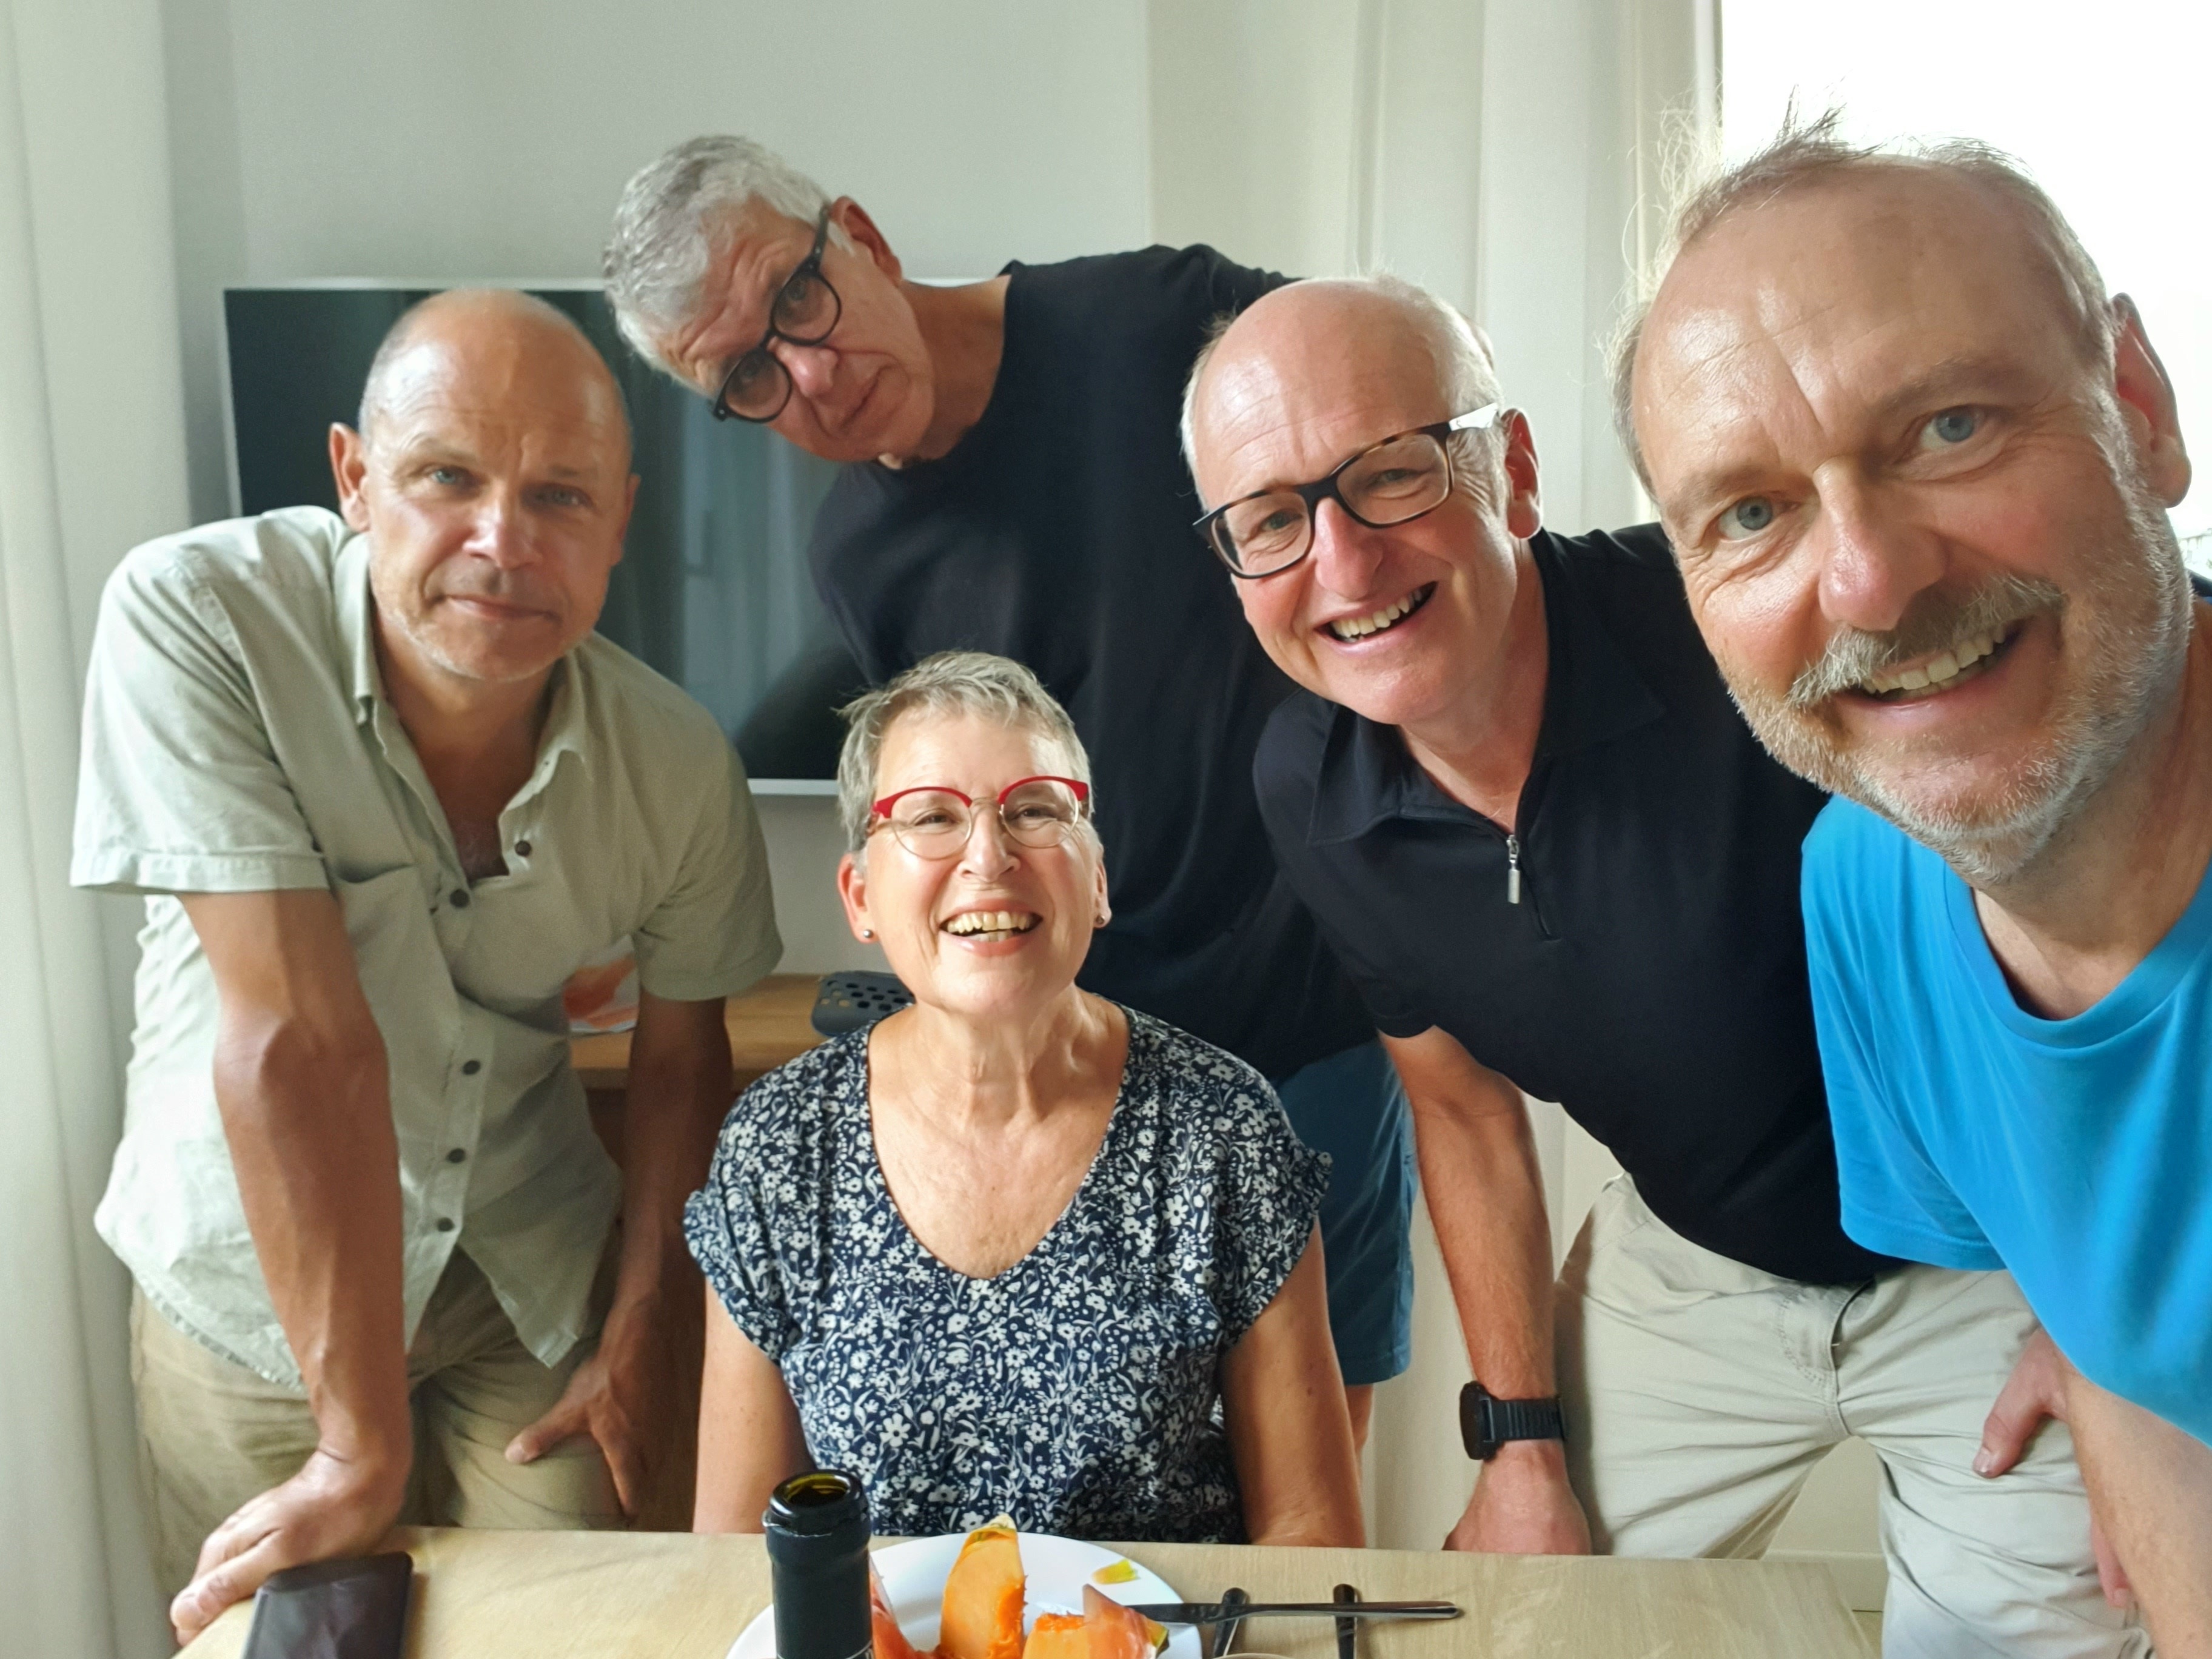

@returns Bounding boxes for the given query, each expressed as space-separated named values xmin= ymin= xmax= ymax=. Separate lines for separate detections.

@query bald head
xmin=1182 ymin=275 xmax=1500 ymax=489
xmin=357 ymin=288 xmax=631 ymax=465
xmin=331 ymin=287 xmax=642 ymax=703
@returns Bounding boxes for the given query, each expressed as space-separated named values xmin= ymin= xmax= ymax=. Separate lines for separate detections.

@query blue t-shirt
xmin=1803 ymin=798 xmax=2212 ymax=1446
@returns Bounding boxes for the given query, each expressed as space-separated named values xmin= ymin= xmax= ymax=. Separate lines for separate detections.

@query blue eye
xmin=1923 ymin=407 xmax=1980 ymax=447
xmin=1717 ymin=496 xmax=1777 ymax=540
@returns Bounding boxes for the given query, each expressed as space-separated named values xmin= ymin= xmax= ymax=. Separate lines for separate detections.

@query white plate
xmin=728 ymin=1531 xmax=1201 ymax=1659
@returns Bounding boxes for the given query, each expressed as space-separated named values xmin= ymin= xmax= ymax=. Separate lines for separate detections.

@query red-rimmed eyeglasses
xmin=868 ymin=776 xmax=1092 ymax=860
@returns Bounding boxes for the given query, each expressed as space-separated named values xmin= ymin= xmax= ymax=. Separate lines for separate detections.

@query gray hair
xmin=835 ymin=652 xmax=1095 ymax=856
xmin=1178 ymin=272 xmax=1505 ymax=495
xmin=602 ymin=135 xmax=849 ymax=376
xmin=1610 ymin=109 xmax=2115 ymax=490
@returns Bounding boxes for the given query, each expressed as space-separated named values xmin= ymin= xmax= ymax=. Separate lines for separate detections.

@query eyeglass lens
xmin=886 ymin=781 xmax=1085 ymax=858
xmin=1218 ymin=431 xmax=1453 ymax=574
xmin=718 ymin=250 xmax=842 ymax=419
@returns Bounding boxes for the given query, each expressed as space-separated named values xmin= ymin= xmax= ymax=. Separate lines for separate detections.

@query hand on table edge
xmin=172 ymin=1435 xmax=411 ymax=1646
xmin=1445 ymin=1438 xmax=1594 ymax=1555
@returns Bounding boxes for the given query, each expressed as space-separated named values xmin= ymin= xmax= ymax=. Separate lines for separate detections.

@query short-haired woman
xmin=686 ymin=651 xmax=1361 ymax=1544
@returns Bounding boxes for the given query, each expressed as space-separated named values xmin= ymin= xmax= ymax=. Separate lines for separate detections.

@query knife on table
xmin=1127 ymin=1600 xmax=1461 ymax=1624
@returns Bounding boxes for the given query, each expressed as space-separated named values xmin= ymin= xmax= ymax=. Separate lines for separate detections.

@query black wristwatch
xmin=1459 ymin=1380 xmax=1566 ymax=1461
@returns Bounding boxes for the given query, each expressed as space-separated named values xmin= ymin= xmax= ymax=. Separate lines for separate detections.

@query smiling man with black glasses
xmin=602 ymin=135 xmax=1418 ymax=1456
xmin=1185 ymin=274 xmax=2134 ymax=1658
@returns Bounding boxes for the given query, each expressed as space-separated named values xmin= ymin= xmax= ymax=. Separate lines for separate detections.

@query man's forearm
xmin=2065 ymin=1370 xmax=2212 ymax=1654
xmin=609 ymin=996 xmax=735 ymax=1321
xmin=1410 ymin=1081 xmax=1557 ymax=1395
xmin=215 ymin=1017 xmax=409 ymax=1460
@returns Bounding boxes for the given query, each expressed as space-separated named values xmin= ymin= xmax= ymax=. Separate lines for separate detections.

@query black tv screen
xmin=223 ymin=283 xmax=860 ymax=781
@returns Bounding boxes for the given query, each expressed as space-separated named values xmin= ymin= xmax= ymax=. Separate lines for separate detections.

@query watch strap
xmin=1460 ymin=1381 xmax=1565 ymax=1460
xmin=1485 ymin=1393 xmax=1564 ymax=1446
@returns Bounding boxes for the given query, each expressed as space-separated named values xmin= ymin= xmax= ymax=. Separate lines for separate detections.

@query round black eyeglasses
xmin=711 ymin=207 xmax=843 ymax=423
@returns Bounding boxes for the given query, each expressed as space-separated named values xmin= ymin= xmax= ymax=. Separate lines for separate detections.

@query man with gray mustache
xmin=1627 ymin=118 xmax=2212 ymax=1652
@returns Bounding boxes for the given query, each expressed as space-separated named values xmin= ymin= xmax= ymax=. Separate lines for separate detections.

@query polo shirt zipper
xmin=1506 ymin=832 xmax=1523 ymax=905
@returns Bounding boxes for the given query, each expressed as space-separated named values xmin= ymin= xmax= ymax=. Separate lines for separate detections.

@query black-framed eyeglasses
xmin=1194 ymin=404 xmax=1503 ymax=578
xmin=710 ymin=207 xmax=843 ymax=423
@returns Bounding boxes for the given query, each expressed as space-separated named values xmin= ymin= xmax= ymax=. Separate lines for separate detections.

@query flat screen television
xmin=222 ymin=281 xmax=860 ymax=784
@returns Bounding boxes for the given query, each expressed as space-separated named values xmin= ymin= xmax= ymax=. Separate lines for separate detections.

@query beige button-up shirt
xmin=72 ymin=507 xmax=781 ymax=1387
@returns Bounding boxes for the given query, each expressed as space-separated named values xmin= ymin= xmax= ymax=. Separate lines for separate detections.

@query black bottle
xmin=763 ymin=1469 xmax=873 ymax=1659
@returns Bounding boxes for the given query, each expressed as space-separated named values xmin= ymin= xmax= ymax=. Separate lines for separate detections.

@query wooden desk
xmin=571 ymin=971 xmax=824 ymax=1093
xmin=181 ymin=1527 xmax=1871 ymax=1658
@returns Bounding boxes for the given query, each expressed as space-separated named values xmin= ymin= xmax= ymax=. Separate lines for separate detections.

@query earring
xmin=860 ymin=928 xmax=875 ymax=940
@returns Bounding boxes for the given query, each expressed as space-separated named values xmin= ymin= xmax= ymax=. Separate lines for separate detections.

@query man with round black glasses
xmin=1184 ymin=273 xmax=2131 ymax=1657
xmin=602 ymin=136 xmax=1416 ymax=1451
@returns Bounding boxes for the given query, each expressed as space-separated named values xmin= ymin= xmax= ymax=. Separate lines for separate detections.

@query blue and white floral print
xmin=684 ymin=1008 xmax=1329 ymax=1543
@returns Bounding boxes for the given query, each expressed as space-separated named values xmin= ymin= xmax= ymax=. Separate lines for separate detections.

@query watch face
xmin=1458 ymin=1382 xmax=1495 ymax=1461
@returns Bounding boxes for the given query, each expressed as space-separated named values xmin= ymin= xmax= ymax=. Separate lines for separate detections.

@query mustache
xmin=1786 ymin=574 xmax=2066 ymax=709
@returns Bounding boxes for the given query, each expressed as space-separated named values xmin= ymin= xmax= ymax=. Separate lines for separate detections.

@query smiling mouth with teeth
xmin=1855 ymin=624 xmax=2019 ymax=702
xmin=1326 ymin=583 xmax=1436 ymax=642
xmin=941 ymin=909 xmax=1041 ymax=940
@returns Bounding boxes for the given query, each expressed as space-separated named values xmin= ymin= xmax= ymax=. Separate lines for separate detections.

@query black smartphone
xmin=240 ymin=1552 xmax=412 ymax=1659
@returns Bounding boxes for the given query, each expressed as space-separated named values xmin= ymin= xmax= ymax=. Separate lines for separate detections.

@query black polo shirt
xmin=1255 ymin=524 xmax=1895 ymax=1284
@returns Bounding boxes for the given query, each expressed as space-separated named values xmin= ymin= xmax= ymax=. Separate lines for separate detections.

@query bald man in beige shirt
xmin=72 ymin=291 xmax=779 ymax=1642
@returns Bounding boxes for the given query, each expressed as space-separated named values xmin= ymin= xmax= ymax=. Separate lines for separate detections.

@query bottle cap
xmin=765 ymin=1469 xmax=868 ymax=1537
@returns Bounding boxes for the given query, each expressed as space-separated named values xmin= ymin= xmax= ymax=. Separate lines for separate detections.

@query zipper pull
xmin=1505 ymin=832 xmax=1523 ymax=905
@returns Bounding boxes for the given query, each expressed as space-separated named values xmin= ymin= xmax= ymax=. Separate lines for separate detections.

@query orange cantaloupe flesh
xmin=936 ymin=1523 xmax=1026 ymax=1659
xmin=1019 ymin=1612 xmax=1091 ymax=1659
xmin=871 ymin=1558 xmax=927 ymax=1659
xmin=1079 ymin=1586 xmax=1165 ymax=1659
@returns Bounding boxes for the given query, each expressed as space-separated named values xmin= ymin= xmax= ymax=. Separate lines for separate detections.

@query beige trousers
xmin=1557 ymin=1176 xmax=2147 ymax=1659
xmin=132 ymin=1248 xmax=622 ymax=1598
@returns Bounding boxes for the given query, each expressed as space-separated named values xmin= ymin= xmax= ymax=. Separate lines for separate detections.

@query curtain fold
xmin=1 ymin=1 xmax=189 ymax=1652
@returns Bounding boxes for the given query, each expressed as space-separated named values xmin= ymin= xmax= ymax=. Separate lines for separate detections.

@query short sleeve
xmin=631 ymin=732 xmax=782 ymax=1002
xmin=1195 ymin=1050 xmax=1332 ymax=1343
xmin=71 ymin=548 xmax=326 ymax=895
xmin=1319 ymin=918 xmax=1433 ymax=1039
xmin=1802 ymin=808 xmax=2003 ymax=1272
xmin=683 ymin=1080 xmax=802 ymax=1362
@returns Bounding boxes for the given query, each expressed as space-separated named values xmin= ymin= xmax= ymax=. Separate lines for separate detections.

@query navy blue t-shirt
xmin=808 ymin=246 xmax=1373 ymax=1079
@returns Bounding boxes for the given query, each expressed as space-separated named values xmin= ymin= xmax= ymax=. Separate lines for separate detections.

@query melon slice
xmin=1079 ymin=1586 xmax=1167 ymax=1659
xmin=1019 ymin=1612 xmax=1090 ymax=1659
xmin=871 ymin=1557 xmax=927 ymax=1659
xmin=935 ymin=1520 xmax=1026 ymax=1659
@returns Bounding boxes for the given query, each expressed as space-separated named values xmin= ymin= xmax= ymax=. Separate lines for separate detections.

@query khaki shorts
xmin=132 ymin=1248 xmax=622 ymax=1598
xmin=1557 ymin=1176 xmax=2146 ymax=1659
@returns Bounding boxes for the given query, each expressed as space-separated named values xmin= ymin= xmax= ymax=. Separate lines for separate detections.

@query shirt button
xmin=450 ymin=889 xmax=471 ymax=908
xmin=435 ymin=1217 xmax=455 ymax=1232
xmin=461 ymin=1059 xmax=481 ymax=1076
xmin=446 ymin=1147 xmax=467 ymax=1163
xmin=514 ymin=840 xmax=532 ymax=857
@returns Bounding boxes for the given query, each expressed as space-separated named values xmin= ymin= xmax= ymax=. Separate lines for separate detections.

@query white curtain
xmin=1146 ymin=0 xmax=1715 ymax=1547
xmin=0 ymin=1 xmax=189 ymax=1652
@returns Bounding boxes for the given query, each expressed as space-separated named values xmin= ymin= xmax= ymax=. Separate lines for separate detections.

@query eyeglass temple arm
xmin=1447 ymin=403 xmax=1503 ymax=433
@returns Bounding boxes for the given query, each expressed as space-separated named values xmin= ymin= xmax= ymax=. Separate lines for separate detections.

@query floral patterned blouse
xmin=683 ymin=1007 xmax=1329 ymax=1543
